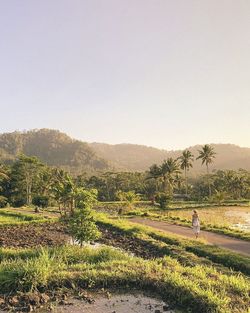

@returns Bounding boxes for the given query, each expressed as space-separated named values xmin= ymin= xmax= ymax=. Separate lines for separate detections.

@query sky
xmin=0 ymin=0 xmax=249 ymax=150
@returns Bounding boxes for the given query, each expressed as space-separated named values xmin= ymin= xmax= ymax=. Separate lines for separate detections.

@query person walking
xmin=192 ymin=210 xmax=200 ymax=239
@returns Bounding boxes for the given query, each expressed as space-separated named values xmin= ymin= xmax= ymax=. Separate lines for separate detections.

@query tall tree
xmin=196 ymin=145 xmax=216 ymax=197
xmin=11 ymin=155 xmax=44 ymax=206
xmin=148 ymin=158 xmax=180 ymax=196
xmin=178 ymin=150 xmax=194 ymax=196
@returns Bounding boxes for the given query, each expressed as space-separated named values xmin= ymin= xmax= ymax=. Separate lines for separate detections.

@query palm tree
xmin=178 ymin=150 xmax=194 ymax=196
xmin=196 ymin=145 xmax=216 ymax=197
xmin=147 ymin=164 xmax=163 ymax=196
xmin=161 ymin=158 xmax=181 ymax=195
xmin=148 ymin=158 xmax=180 ymax=196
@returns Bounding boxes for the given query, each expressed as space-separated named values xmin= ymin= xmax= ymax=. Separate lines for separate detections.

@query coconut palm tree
xmin=148 ymin=158 xmax=180 ymax=196
xmin=178 ymin=150 xmax=194 ymax=196
xmin=161 ymin=158 xmax=181 ymax=195
xmin=196 ymin=145 xmax=216 ymax=197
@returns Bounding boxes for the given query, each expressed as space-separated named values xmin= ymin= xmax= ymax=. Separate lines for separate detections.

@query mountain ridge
xmin=89 ymin=142 xmax=250 ymax=173
xmin=0 ymin=129 xmax=250 ymax=174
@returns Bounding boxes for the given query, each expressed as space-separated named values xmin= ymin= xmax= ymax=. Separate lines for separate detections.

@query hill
xmin=89 ymin=142 xmax=250 ymax=174
xmin=0 ymin=129 xmax=110 ymax=174
xmin=0 ymin=129 xmax=250 ymax=174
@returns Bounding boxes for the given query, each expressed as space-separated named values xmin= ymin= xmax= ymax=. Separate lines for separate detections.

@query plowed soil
xmin=0 ymin=223 xmax=70 ymax=248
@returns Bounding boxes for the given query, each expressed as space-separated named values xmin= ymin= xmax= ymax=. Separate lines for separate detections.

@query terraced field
xmin=0 ymin=209 xmax=249 ymax=313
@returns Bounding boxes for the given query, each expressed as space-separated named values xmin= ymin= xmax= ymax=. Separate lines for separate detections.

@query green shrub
xmin=0 ymin=196 xmax=7 ymax=208
xmin=32 ymin=195 xmax=49 ymax=208
xmin=155 ymin=192 xmax=171 ymax=209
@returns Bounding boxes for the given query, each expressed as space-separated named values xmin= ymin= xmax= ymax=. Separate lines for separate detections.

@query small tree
xmin=212 ymin=190 xmax=227 ymax=204
xmin=32 ymin=195 xmax=49 ymax=208
xmin=68 ymin=189 xmax=101 ymax=247
xmin=155 ymin=192 xmax=171 ymax=209
xmin=116 ymin=190 xmax=140 ymax=213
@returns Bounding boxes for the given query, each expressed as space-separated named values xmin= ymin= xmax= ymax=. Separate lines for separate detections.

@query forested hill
xmin=0 ymin=129 xmax=110 ymax=174
xmin=0 ymin=129 xmax=250 ymax=174
xmin=89 ymin=142 xmax=250 ymax=174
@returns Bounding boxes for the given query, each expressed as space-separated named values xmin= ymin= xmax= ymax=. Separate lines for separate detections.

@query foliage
xmin=32 ymin=195 xmax=49 ymax=208
xmin=155 ymin=192 xmax=171 ymax=209
xmin=196 ymin=145 xmax=216 ymax=172
xmin=178 ymin=150 xmax=194 ymax=196
xmin=116 ymin=190 xmax=140 ymax=210
xmin=196 ymin=145 xmax=216 ymax=197
xmin=68 ymin=189 xmax=101 ymax=246
xmin=0 ymin=196 xmax=8 ymax=208
xmin=147 ymin=158 xmax=180 ymax=196
xmin=0 ymin=151 xmax=250 ymax=208
xmin=0 ymin=129 xmax=109 ymax=174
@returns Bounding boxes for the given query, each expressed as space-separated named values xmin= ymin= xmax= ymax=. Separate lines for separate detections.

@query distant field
xmin=118 ymin=203 xmax=250 ymax=241
xmin=157 ymin=206 xmax=250 ymax=231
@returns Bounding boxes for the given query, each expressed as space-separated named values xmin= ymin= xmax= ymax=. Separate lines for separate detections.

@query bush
xmin=32 ymin=195 xmax=49 ymax=208
xmin=67 ymin=188 xmax=101 ymax=246
xmin=0 ymin=196 xmax=7 ymax=208
xmin=12 ymin=197 xmax=26 ymax=208
xmin=155 ymin=192 xmax=171 ymax=209
xmin=68 ymin=208 xmax=101 ymax=246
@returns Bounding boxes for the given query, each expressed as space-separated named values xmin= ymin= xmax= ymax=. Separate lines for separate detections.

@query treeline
xmin=0 ymin=147 xmax=250 ymax=208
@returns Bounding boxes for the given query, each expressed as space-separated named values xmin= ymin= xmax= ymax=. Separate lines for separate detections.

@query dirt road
xmin=129 ymin=217 xmax=250 ymax=257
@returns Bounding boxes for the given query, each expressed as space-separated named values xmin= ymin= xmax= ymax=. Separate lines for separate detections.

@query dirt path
xmin=129 ymin=218 xmax=250 ymax=257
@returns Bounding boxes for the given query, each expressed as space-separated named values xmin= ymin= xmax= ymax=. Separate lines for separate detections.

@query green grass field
xmin=0 ymin=207 xmax=249 ymax=312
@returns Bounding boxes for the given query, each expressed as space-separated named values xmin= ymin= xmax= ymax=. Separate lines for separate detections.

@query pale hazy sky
xmin=0 ymin=0 xmax=249 ymax=150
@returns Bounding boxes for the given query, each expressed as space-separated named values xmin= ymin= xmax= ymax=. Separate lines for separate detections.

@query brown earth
xmin=0 ymin=222 xmax=161 ymax=259
xmin=98 ymin=224 xmax=166 ymax=259
xmin=129 ymin=218 xmax=250 ymax=257
xmin=0 ymin=223 xmax=70 ymax=248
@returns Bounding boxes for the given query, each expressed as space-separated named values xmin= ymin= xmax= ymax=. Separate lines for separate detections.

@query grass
xmin=0 ymin=245 xmax=249 ymax=313
xmin=96 ymin=213 xmax=250 ymax=276
xmin=0 ymin=209 xmax=249 ymax=312
xmin=0 ymin=209 xmax=56 ymax=226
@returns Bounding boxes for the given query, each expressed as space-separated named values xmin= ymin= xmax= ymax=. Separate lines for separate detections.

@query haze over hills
xmin=0 ymin=129 xmax=250 ymax=174
xmin=90 ymin=142 xmax=250 ymax=174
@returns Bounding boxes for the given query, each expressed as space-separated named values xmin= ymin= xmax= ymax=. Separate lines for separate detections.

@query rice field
xmin=160 ymin=206 xmax=250 ymax=232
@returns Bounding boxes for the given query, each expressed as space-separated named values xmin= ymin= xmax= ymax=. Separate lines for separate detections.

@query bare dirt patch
xmin=0 ymin=223 xmax=70 ymax=248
